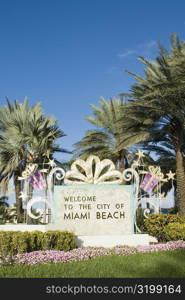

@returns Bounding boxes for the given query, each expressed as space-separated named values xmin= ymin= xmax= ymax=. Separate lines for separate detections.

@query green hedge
xmin=0 ymin=230 xmax=76 ymax=255
xmin=164 ymin=222 xmax=185 ymax=241
xmin=144 ymin=214 xmax=185 ymax=241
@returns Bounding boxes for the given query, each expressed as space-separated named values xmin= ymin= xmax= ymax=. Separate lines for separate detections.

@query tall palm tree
xmin=0 ymin=98 xmax=66 ymax=222
xmin=120 ymin=34 xmax=185 ymax=215
xmin=73 ymin=97 xmax=148 ymax=171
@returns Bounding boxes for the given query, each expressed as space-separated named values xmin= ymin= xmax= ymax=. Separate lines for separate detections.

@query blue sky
xmin=1 ymin=0 xmax=185 ymax=162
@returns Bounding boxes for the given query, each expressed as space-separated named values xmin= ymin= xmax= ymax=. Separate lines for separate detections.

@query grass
xmin=0 ymin=250 xmax=185 ymax=278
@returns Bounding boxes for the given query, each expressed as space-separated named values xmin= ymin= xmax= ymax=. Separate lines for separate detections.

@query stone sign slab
xmin=53 ymin=185 xmax=134 ymax=235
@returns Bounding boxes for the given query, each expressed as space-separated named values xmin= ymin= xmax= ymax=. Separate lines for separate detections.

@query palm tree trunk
xmin=119 ymin=157 xmax=125 ymax=173
xmin=27 ymin=182 xmax=33 ymax=224
xmin=176 ymin=147 xmax=185 ymax=215
xmin=118 ymin=150 xmax=126 ymax=184
xmin=14 ymin=172 xmax=23 ymax=223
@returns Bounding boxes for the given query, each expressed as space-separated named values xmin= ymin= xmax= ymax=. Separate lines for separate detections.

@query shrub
xmin=0 ymin=230 xmax=76 ymax=255
xmin=55 ymin=231 xmax=76 ymax=251
xmin=29 ymin=231 xmax=43 ymax=252
xmin=11 ymin=232 xmax=30 ymax=254
xmin=0 ymin=231 xmax=13 ymax=255
xmin=144 ymin=214 xmax=185 ymax=241
xmin=164 ymin=223 xmax=185 ymax=241
xmin=41 ymin=231 xmax=76 ymax=251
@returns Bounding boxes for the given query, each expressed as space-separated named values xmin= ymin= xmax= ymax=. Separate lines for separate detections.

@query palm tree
xmin=73 ymin=97 xmax=148 ymax=172
xmin=120 ymin=34 xmax=185 ymax=215
xmin=0 ymin=98 xmax=66 ymax=222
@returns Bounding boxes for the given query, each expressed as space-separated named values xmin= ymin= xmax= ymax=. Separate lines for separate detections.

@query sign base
xmin=76 ymin=234 xmax=157 ymax=247
xmin=0 ymin=225 xmax=158 ymax=247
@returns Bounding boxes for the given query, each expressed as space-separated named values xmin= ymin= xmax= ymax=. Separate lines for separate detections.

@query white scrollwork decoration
xmin=47 ymin=167 xmax=66 ymax=209
xmin=143 ymin=200 xmax=159 ymax=217
xmin=47 ymin=167 xmax=66 ymax=190
xmin=122 ymin=168 xmax=140 ymax=200
xmin=122 ymin=168 xmax=140 ymax=232
xmin=26 ymin=197 xmax=51 ymax=220
xmin=135 ymin=198 xmax=159 ymax=232
xmin=64 ymin=155 xmax=123 ymax=185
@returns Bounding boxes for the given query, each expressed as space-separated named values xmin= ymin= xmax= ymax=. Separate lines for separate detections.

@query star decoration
xmin=166 ymin=170 xmax=176 ymax=180
xmin=135 ymin=150 xmax=145 ymax=159
xmin=47 ymin=159 xmax=56 ymax=168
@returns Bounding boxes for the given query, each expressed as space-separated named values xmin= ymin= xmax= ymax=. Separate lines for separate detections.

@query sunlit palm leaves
xmin=121 ymin=34 xmax=185 ymax=215
xmin=0 ymin=98 xmax=66 ymax=221
xmin=73 ymin=97 xmax=140 ymax=170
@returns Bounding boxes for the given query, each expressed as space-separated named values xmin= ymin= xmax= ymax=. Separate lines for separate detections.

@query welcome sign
xmin=53 ymin=185 xmax=134 ymax=235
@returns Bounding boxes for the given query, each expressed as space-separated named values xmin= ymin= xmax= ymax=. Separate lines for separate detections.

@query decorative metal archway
xmin=17 ymin=152 xmax=175 ymax=232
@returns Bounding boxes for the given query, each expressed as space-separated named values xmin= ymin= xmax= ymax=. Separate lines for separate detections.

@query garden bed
xmin=1 ymin=240 xmax=185 ymax=265
xmin=0 ymin=249 xmax=185 ymax=278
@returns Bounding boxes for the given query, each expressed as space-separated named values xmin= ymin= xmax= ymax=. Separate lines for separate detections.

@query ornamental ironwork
xmin=10 ymin=153 xmax=175 ymax=231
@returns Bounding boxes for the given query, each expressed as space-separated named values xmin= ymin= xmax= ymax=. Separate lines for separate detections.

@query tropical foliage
xmin=1 ymin=34 xmax=185 ymax=219
xmin=0 ymin=197 xmax=16 ymax=224
xmin=120 ymin=34 xmax=185 ymax=215
xmin=73 ymin=97 xmax=148 ymax=172
xmin=0 ymin=98 xmax=65 ymax=222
